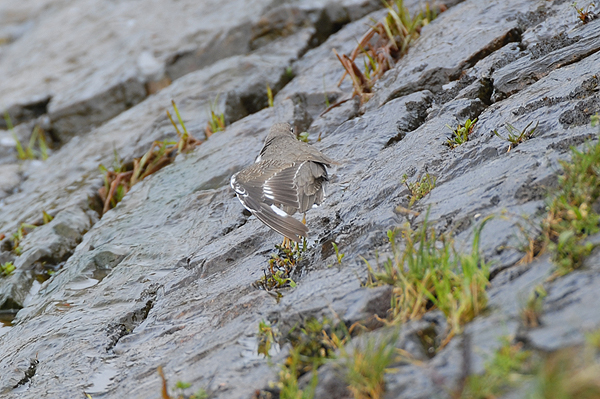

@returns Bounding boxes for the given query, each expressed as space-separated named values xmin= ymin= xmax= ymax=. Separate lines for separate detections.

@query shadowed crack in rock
xmin=13 ymin=359 xmax=39 ymax=389
xmin=0 ymin=97 xmax=51 ymax=129
xmin=106 ymin=286 xmax=158 ymax=352
xmin=457 ymin=27 xmax=523 ymax=73
xmin=49 ymin=77 xmax=147 ymax=143
xmin=385 ymin=96 xmax=433 ymax=148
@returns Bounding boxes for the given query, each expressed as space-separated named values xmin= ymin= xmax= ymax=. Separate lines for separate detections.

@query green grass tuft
xmin=205 ymin=95 xmax=225 ymax=138
xmin=447 ymin=118 xmax=477 ymax=148
xmin=572 ymin=2 xmax=597 ymax=24
xmin=335 ymin=0 xmax=441 ymax=102
xmin=0 ymin=262 xmax=15 ymax=277
xmin=297 ymin=131 xmax=310 ymax=143
xmin=332 ymin=242 xmax=345 ymax=265
xmin=493 ymin=121 xmax=538 ymax=152
xmin=267 ymin=84 xmax=274 ymax=108
xmin=4 ymin=113 xmax=49 ymax=161
xmin=543 ymin=132 xmax=600 ymax=275
xmin=98 ymin=101 xmax=200 ymax=215
xmin=342 ymin=334 xmax=397 ymax=399
xmin=258 ymin=320 xmax=278 ymax=358
xmin=365 ymin=213 xmax=491 ymax=347
xmin=460 ymin=337 xmax=534 ymax=399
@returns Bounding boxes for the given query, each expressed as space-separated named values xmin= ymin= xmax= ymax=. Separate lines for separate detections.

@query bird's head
xmin=266 ymin=122 xmax=296 ymax=141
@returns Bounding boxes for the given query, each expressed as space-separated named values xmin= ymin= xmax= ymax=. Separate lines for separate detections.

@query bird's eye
xmin=290 ymin=126 xmax=294 ymax=134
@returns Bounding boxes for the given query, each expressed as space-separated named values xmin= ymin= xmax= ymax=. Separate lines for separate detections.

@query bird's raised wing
xmin=230 ymin=160 xmax=309 ymax=242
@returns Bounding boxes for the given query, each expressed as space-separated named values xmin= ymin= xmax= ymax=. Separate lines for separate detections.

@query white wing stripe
xmin=270 ymin=204 xmax=289 ymax=217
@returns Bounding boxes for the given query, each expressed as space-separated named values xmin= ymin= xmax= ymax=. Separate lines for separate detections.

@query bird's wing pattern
xmin=262 ymin=164 xmax=303 ymax=210
xmin=239 ymin=184 xmax=308 ymax=242
xmin=233 ymin=161 xmax=300 ymax=209
xmin=294 ymin=161 xmax=328 ymax=213
xmin=231 ymin=158 xmax=329 ymax=240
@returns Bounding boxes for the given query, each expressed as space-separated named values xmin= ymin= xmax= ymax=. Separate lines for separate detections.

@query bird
xmin=230 ymin=122 xmax=336 ymax=243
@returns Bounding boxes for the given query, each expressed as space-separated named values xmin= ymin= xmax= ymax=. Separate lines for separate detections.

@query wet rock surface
xmin=0 ymin=0 xmax=599 ymax=398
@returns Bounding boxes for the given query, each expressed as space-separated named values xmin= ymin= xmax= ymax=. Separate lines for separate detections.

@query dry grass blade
xmin=102 ymin=170 xmax=133 ymax=214
xmin=98 ymin=101 xmax=201 ymax=216
xmin=333 ymin=49 xmax=370 ymax=97
xmin=158 ymin=366 xmax=172 ymax=399
xmin=335 ymin=0 xmax=443 ymax=103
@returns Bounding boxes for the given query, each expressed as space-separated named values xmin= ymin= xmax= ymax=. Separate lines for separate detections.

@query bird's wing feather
xmin=240 ymin=188 xmax=308 ymax=242
xmin=233 ymin=161 xmax=301 ymax=210
xmin=294 ymin=162 xmax=328 ymax=213
xmin=263 ymin=165 xmax=303 ymax=209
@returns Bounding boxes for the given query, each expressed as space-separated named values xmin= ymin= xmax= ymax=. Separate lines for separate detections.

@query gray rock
xmin=0 ymin=0 xmax=600 ymax=398
xmin=0 ymin=0 xmax=384 ymax=143
xmin=0 ymin=207 xmax=92 ymax=310
xmin=0 ymin=164 xmax=20 ymax=198
xmin=366 ymin=0 xmax=533 ymax=109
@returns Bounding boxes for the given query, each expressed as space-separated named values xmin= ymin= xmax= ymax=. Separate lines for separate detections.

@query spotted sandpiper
xmin=230 ymin=122 xmax=336 ymax=242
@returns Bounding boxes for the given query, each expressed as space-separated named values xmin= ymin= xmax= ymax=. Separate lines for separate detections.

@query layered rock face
xmin=0 ymin=0 xmax=599 ymax=398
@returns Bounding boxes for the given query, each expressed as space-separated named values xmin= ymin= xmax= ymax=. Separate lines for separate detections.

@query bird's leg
xmin=281 ymin=236 xmax=291 ymax=250
xmin=302 ymin=213 xmax=306 ymax=225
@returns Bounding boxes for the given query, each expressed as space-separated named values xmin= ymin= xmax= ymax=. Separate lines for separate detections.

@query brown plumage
xmin=230 ymin=122 xmax=336 ymax=242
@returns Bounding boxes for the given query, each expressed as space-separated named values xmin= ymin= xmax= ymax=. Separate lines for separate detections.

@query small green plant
xmin=572 ymin=2 xmax=597 ymax=24
xmin=460 ymin=329 xmax=600 ymax=399
xmin=42 ymin=211 xmax=54 ymax=224
xmin=446 ymin=118 xmax=477 ymax=148
xmin=297 ymin=131 xmax=309 ymax=143
xmin=460 ymin=337 xmax=534 ymax=399
xmin=3 ymin=113 xmax=49 ymax=161
xmin=493 ymin=121 xmax=538 ymax=152
xmin=11 ymin=223 xmax=37 ymax=255
xmin=342 ymin=335 xmax=397 ymax=399
xmin=173 ymin=381 xmax=207 ymax=399
xmin=24 ymin=125 xmax=49 ymax=160
xmin=267 ymin=84 xmax=274 ymax=108
xmin=585 ymin=329 xmax=600 ymax=350
xmin=365 ymin=213 xmax=491 ymax=347
xmin=157 ymin=367 xmax=208 ymax=399
xmin=254 ymin=241 xmax=306 ymax=291
xmin=174 ymin=381 xmax=191 ymax=390
xmin=402 ymin=173 xmax=437 ymax=206
xmin=205 ymin=95 xmax=225 ymax=137
xmin=167 ymin=100 xmax=197 ymax=155
xmin=543 ymin=128 xmax=600 ymax=275
xmin=332 ymin=242 xmax=345 ymax=265
xmin=285 ymin=66 xmax=294 ymax=80
xmin=274 ymin=317 xmax=350 ymax=399
xmin=0 ymin=262 xmax=15 ymax=277
xmin=12 ymin=211 xmax=54 ymax=256
xmin=521 ymin=284 xmax=547 ymax=328
xmin=277 ymin=347 xmax=319 ymax=399
xmin=258 ymin=320 xmax=278 ymax=358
